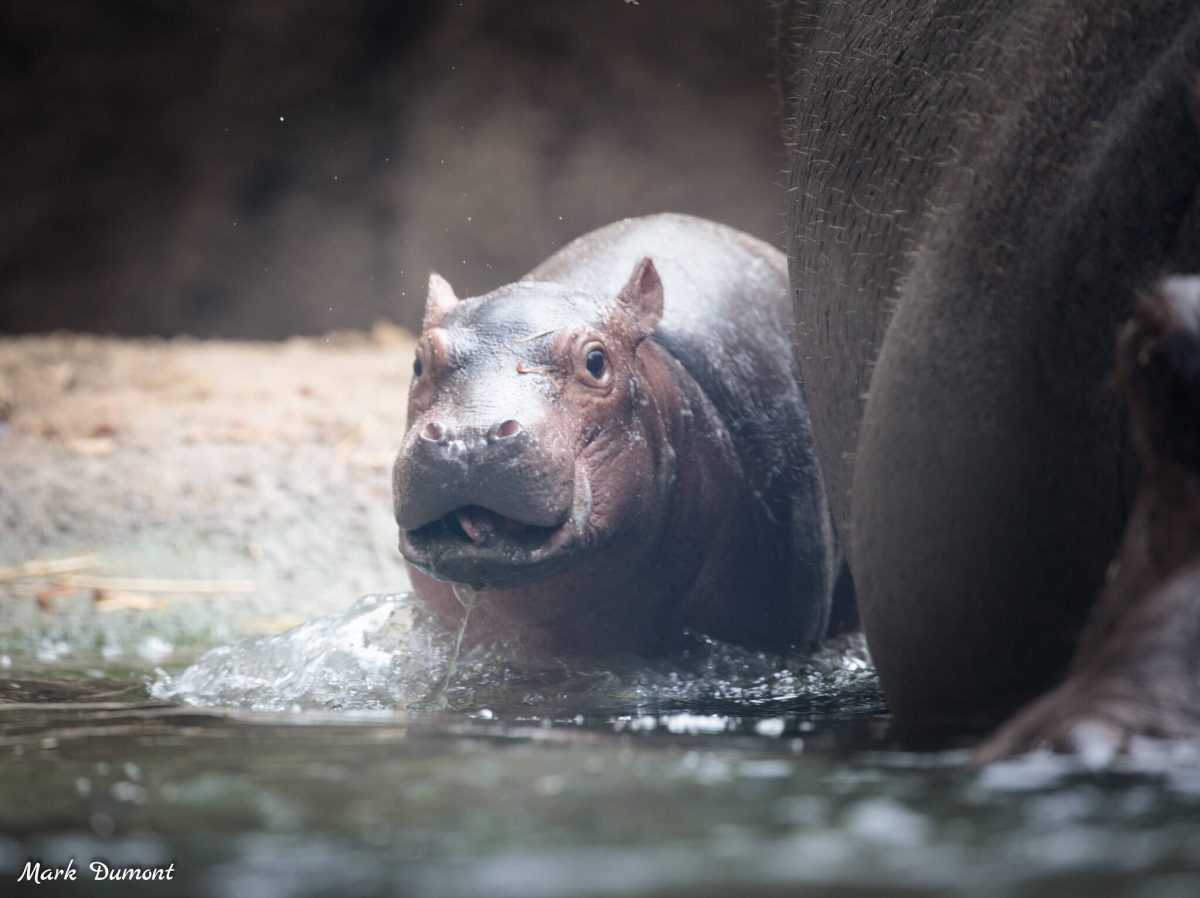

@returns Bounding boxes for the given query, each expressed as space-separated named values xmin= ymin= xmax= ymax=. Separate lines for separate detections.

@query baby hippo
xmin=393 ymin=213 xmax=838 ymax=655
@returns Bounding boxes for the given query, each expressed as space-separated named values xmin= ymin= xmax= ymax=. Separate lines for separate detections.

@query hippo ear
xmin=422 ymin=273 xmax=459 ymax=331
xmin=613 ymin=257 xmax=664 ymax=339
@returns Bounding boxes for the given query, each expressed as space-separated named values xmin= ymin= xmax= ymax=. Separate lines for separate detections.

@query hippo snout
xmin=421 ymin=417 xmax=523 ymax=445
xmin=393 ymin=416 xmax=576 ymax=534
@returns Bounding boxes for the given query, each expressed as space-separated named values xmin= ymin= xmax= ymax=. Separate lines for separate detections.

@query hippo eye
xmin=413 ymin=353 xmax=423 ymax=378
xmin=585 ymin=348 xmax=606 ymax=379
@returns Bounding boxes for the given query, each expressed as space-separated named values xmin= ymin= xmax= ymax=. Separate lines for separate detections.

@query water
xmin=1 ymin=595 xmax=1199 ymax=897
xmin=148 ymin=594 xmax=883 ymax=719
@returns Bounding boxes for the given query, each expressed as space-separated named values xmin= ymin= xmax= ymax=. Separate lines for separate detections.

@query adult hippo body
xmin=394 ymin=214 xmax=838 ymax=655
xmin=780 ymin=1 xmax=1200 ymax=729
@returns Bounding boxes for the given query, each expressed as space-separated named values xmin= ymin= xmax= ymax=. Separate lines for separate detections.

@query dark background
xmin=0 ymin=0 xmax=785 ymax=338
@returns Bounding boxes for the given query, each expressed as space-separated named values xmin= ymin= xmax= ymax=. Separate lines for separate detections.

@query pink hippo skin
xmin=393 ymin=213 xmax=841 ymax=656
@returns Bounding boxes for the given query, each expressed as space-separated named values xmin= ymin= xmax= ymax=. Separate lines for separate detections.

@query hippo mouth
xmin=398 ymin=473 xmax=592 ymax=590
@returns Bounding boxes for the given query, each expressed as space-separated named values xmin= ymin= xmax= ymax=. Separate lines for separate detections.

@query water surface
xmin=2 ymin=595 xmax=1198 ymax=897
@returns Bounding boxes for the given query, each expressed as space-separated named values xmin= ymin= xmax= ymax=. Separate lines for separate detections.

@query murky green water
xmin=2 ymin=596 xmax=1199 ymax=897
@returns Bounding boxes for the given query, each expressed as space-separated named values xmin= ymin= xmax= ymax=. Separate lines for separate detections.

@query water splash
xmin=151 ymin=594 xmax=441 ymax=711
xmin=152 ymin=593 xmax=884 ymax=720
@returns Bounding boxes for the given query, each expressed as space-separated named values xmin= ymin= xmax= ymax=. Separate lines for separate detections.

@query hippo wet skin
xmin=393 ymin=214 xmax=838 ymax=655
xmin=779 ymin=1 xmax=1200 ymax=745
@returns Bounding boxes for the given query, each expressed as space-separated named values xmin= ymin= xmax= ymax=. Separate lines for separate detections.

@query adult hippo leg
xmin=854 ymin=59 xmax=1200 ymax=727
xmin=785 ymin=3 xmax=1200 ymax=727
xmin=977 ymin=279 xmax=1200 ymax=762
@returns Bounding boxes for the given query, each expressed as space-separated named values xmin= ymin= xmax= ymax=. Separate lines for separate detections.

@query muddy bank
xmin=0 ymin=329 xmax=417 ymax=661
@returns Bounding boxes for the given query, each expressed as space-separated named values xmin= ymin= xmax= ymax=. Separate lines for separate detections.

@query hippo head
xmin=393 ymin=259 xmax=665 ymax=591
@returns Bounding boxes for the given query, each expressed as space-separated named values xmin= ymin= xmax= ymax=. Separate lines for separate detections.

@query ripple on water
xmin=3 ymin=593 xmax=1200 ymax=898
xmin=151 ymin=592 xmax=886 ymax=722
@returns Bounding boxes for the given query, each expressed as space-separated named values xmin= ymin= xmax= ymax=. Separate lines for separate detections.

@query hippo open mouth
xmin=397 ymin=473 xmax=593 ymax=590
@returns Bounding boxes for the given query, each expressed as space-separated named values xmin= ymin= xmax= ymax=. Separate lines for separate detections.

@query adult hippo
xmin=779 ymin=1 xmax=1200 ymax=746
xmin=393 ymin=214 xmax=841 ymax=656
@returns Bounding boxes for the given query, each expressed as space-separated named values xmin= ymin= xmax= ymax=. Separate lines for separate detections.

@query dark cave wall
xmin=0 ymin=0 xmax=783 ymax=338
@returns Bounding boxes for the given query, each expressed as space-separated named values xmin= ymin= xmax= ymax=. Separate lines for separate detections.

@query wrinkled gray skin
xmin=393 ymin=214 xmax=837 ymax=655
xmin=780 ymin=1 xmax=1200 ymax=727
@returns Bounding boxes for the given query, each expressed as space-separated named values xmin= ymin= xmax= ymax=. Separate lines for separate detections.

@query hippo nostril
xmin=489 ymin=419 xmax=523 ymax=442
xmin=421 ymin=422 xmax=446 ymax=443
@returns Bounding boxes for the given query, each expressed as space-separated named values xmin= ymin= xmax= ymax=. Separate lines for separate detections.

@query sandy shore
xmin=0 ymin=326 xmax=418 ymax=663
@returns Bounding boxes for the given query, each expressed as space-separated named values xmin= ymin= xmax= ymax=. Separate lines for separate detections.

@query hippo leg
xmin=974 ymin=564 xmax=1200 ymax=764
xmin=849 ymin=53 xmax=1200 ymax=727
xmin=978 ymin=279 xmax=1200 ymax=762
